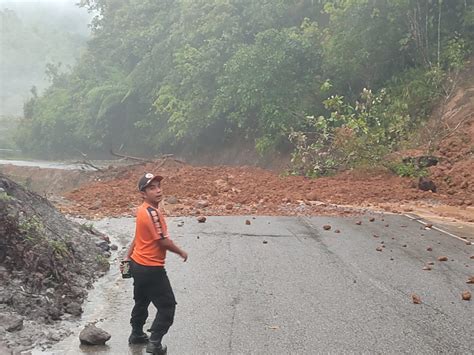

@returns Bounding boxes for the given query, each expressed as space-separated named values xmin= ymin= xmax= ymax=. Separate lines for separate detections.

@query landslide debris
xmin=0 ymin=174 xmax=110 ymax=353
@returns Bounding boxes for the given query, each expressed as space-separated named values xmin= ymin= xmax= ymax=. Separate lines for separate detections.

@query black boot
xmin=128 ymin=327 xmax=149 ymax=344
xmin=146 ymin=341 xmax=167 ymax=355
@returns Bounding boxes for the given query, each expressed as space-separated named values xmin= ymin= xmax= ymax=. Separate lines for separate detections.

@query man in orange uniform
xmin=123 ymin=173 xmax=188 ymax=355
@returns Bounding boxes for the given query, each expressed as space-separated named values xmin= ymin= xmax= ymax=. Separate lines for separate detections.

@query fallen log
xmin=110 ymin=149 xmax=152 ymax=162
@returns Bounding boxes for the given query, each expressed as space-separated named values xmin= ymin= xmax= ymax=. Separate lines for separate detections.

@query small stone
xmin=369 ymin=217 xmax=375 ymax=222
xmin=225 ymin=203 xmax=234 ymax=210
xmin=197 ymin=216 xmax=207 ymax=223
xmin=65 ymin=301 xmax=82 ymax=316
xmin=166 ymin=196 xmax=179 ymax=204
xmin=461 ymin=291 xmax=471 ymax=301
xmin=376 ymin=247 xmax=383 ymax=252
xmin=437 ymin=256 xmax=448 ymax=262
xmin=466 ymin=276 xmax=474 ymax=284
xmin=245 ymin=220 xmax=251 ymax=225
xmin=79 ymin=324 xmax=111 ymax=345
xmin=402 ymin=244 xmax=407 ymax=248
xmin=195 ymin=200 xmax=209 ymax=209
xmin=422 ymin=266 xmax=432 ymax=271
xmin=425 ymin=224 xmax=433 ymax=229
xmin=427 ymin=262 xmax=435 ymax=265
xmin=323 ymin=225 xmax=331 ymax=231
xmin=334 ymin=229 xmax=340 ymax=234
xmin=385 ymin=224 xmax=390 ymax=227
xmin=411 ymin=294 xmax=422 ymax=304
xmin=426 ymin=247 xmax=432 ymax=251
xmin=355 ymin=221 xmax=362 ymax=225
xmin=306 ymin=191 xmax=318 ymax=201
xmin=373 ymin=234 xmax=380 ymax=238
xmin=263 ymin=240 xmax=268 ymax=244
xmin=2 ymin=315 xmax=23 ymax=332
xmin=110 ymin=244 xmax=118 ymax=251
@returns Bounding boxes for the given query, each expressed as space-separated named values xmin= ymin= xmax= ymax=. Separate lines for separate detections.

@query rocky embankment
xmin=0 ymin=174 xmax=111 ymax=354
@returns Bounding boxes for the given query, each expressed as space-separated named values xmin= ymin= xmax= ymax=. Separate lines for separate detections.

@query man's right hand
xmin=180 ymin=250 xmax=188 ymax=262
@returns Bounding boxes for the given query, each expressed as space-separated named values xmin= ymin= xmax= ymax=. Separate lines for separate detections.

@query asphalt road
xmin=36 ymin=213 xmax=473 ymax=354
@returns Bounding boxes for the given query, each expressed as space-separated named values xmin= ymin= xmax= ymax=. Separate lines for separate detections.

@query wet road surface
xmin=34 ymin=214 xmax=473 ymax=354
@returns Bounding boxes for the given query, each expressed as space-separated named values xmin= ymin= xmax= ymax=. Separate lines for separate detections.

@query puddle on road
xmin=31 ymin=218 xmax=138 ymax=355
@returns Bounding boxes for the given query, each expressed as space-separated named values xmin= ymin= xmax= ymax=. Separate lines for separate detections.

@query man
xmin=122 ymin=172 xmax=188 ymax=355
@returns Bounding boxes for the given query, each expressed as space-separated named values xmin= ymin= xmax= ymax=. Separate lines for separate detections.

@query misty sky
xmin=0 ymin=0 xmax=92 ymax=116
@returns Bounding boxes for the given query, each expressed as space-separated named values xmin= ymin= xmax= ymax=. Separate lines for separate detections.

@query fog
xmin=0 ymin=0 xmax=92 ymax=116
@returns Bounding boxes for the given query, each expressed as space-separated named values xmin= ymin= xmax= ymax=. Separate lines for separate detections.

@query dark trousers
xmin=130 ymin=260 xmax=177 ymax=343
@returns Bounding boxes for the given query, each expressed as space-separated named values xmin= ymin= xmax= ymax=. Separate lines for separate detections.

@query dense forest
xmin=0 ymin=2 xmax=90 ymax=117
xmin=18 ymin=0 xmax=473 ymax=174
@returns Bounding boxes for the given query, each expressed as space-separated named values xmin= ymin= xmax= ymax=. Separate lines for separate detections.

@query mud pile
xmin=429 ymin=83 xmax=474 ymax=205
xmin=0 ymin=174 xmax=110 ymax=353
xmin=58 ymin=159 xmax=473 ymax=221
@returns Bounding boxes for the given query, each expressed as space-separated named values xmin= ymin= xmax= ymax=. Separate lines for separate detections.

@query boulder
xmin=79 ymin=324 xmax=111 ymax=345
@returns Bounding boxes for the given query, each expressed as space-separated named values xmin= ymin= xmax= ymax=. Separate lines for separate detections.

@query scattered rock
xmin=376 ymin=247 xmax=383 ymax=252
xmin=95 ymin=240 xmax=110 ymax=252
xmin=427 ymin=262 xmax=435 ymax=265
xmin=385 ymin=224 xmax=389 ymax=227
xmin=89 ymin=200 xmax=102 ymax=210
xmin=110 ymin=244 xmax=118 ymax=251
xmin=245 ymin=220 xmax=251 ymax=225
xmin=79 ymin=324 xmax=111 ymax=345
xmin=197 ymin=216 xmax=207 ymax=223
xmin=195 ymin=200 xmax=209 ymax=209
xmin=466 ymin=276 xmax=474 ymax=284
xmin=65 ymin=302 xmax=82 ymax=316
xmin=411 ymin=294 xmax=422 ymax=304
xmin=0 ymin=313 xmax=23 ymax=332
xmin=425 ymin=223 xmax=433 ymax=229
xmin=422 ymin=266 xmax=432 ymax=271
xmin=461 ymin=291 xmax=471 ymax=301
xmin=373 ymin=234 xmax=380 ymax=238
xmin=355 ymin=221 xmax=362 ymax=225
xmin=306 ymin=191 xmax=318 ymax=201
xmin=369 ymin=217 xmax=375 ymax=222
xmin=402 ymin=244 xmax=407 ymax=247
xmin=165 ymin=196 xmax=179 ymax=204
xmin=426 ymin=247 xmax=433 ymax=251
xmin=323 ymin=225 xmax=331 ymax=231
xmin=334 ymin=229 xmax=340 ymax=234
xmin=437 ymin=256 xmax=448 ymax=262
xmin=418 ymin=177 xmax=437 ymax=192
xmin=263 ymin=240 xmax=268 ymax=244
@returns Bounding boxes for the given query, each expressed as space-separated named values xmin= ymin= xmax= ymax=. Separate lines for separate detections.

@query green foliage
xmin=0 ymin=191 xmax=13 ymax=201
xmin=19 ymin=215 xmax=44 ymax=243
xmin=79 ymin=222 xmax=95 ymax=234
xmin=290 ymin=87 xmax=414 ymax=176
xmin=388 ymin=161 xmax=428 ymax=178
xmin=17 ymin=0 xmax=473 ymax=161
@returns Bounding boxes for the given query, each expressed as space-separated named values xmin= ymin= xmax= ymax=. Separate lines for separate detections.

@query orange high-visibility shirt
xmin=131 ymin=202 xmax=169 ymax=266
